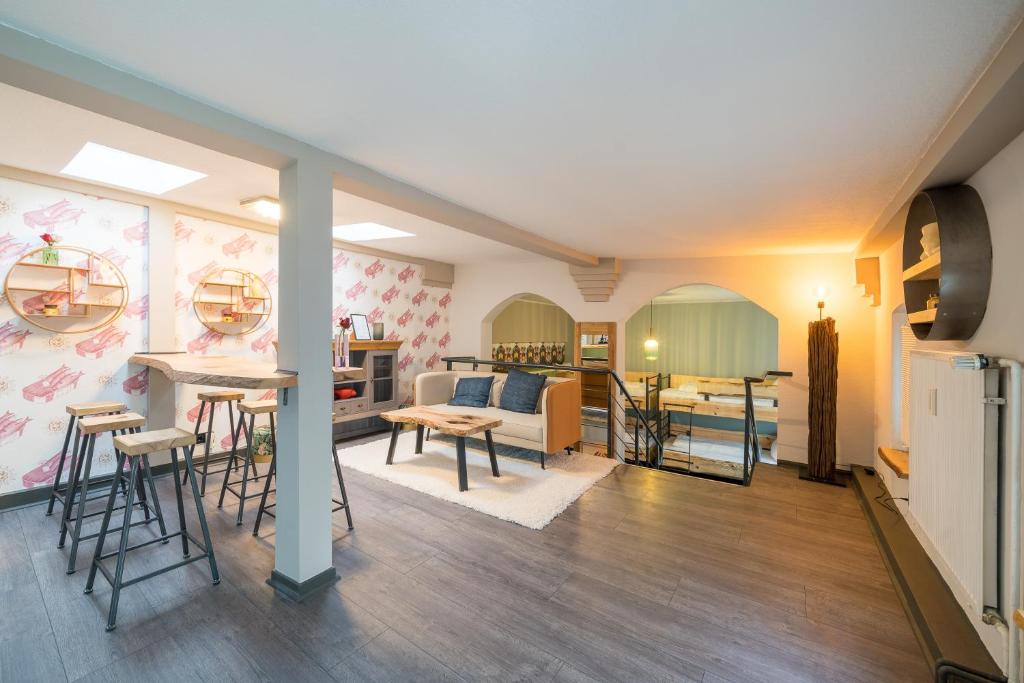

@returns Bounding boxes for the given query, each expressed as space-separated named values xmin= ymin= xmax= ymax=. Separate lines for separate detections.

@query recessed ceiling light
xmin=61 ymin=142 xmax=206 ymax=195
xmin=240 ymin=196 xmax=280 ymax=220
xmin=333 ymin=222 xmax=415 ymax=241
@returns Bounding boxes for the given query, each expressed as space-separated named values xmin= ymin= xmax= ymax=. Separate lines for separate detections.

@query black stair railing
xmin=439 ymin=357 xmax=788 ymax=485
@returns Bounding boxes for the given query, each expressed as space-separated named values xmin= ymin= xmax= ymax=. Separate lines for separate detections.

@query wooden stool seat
xmin=239 ymin=399 xmax=277 ymax=415
xmin=115 ymin=428 xmax=197 ymax=457
xmin=197 ymin=390 xmax=244 ymax=403
xmin=78 ymin=412 xmax=146 ymax=435
xmin=66 ymin=401 xmax=126 ymax=417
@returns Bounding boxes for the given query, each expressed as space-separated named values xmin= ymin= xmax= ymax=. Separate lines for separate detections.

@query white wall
xmin=452 ymin=252 xmax=877 ymax=466
xmin=874 ymin=125 xmax=1024 ymax=457
xmin=871 ymin=125 xmax=1024 ymax=669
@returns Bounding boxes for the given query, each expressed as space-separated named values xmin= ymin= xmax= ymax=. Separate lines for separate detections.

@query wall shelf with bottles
xmin=192 ymin=267 xmax=272 ymax=336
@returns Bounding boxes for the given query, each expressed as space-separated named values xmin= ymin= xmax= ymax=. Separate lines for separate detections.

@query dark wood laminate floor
xmin=0 ymin=438 xmax=929 ymax=682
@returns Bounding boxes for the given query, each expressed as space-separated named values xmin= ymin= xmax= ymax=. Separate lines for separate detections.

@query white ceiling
xmin=0 ymin=83 xmax=531 ymax=264
xmin=2 ymin=2 xmax=1023 ymax=258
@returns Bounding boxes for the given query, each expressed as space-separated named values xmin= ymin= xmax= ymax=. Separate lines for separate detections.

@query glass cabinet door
xmin=371 ymin=352 xmax=394 ymax=405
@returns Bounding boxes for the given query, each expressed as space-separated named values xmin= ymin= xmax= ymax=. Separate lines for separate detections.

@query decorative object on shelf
xmin=919 ymin=222 xmax=940 ymax=260
xmin=555 ymin=342 xmax=566 ymax=365
xmin=372 ymin=322 xmax=384 ymax=340
xmin=39 ymin=232 xmax=60 ymax=265
xmin=800 ymin=316 xmax=846 ymax=486
xmin=192 ymin=267 xmax=271 ymax=336
xmin=643 ymin=300 xmax=659 ymax=361
xmin=336 ymin=316 xmax=352 ymax=367
xmin=3 ymin=245 xmax=129 ymax=333
xmin=902 ymin=185 xmax=991 ymax=341
xmin=350 ymin=313 xmax=371 ymax=340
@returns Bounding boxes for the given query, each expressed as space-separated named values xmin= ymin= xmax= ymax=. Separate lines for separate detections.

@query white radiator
xmin=908 ymin=351 xmax=1000 ymax=616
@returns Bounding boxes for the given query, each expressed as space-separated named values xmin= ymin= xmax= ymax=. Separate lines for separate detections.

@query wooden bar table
xmin=130 ymin=352 xmax=362 ymax=428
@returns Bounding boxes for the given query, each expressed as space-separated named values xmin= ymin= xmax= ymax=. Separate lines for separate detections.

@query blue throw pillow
xmin=448 ymin=376 xmax=494 ymax=408
xmin=499 ymin=368 xmax=547 ymax=414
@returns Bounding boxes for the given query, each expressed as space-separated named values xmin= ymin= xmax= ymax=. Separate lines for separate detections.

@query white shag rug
xmin=338 ymin=431 xmax=618 ymax=529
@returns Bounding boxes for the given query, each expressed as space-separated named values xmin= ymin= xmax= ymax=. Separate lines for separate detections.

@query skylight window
xmin=333 ymin=222 xmax=415 ymax=241
xmin=61 ymin=142 xmax=207 ymax=194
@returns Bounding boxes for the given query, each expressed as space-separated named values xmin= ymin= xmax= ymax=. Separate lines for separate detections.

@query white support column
xmin=145 ymin=203 xmax=177 ymax=431
xmin=272 ymin=156 xmax=336 ymax=598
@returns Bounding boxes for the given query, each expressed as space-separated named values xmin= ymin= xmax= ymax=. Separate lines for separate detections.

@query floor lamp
xmin=800 ymin=313 xmax=847 ymax=486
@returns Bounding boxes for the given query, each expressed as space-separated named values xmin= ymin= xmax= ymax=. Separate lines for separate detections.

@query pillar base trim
xmin=267 ymin=566 xmax=338 ymax=603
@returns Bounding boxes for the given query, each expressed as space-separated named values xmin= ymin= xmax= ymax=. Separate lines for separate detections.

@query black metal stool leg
xmin=57 ymin=427 xmax=85 ymax=548
xmin=332 ymin=441 xmax=354 ymax=530
xmin=235 ymin=413 xmax=256 ymax=525
xmin=182 ymin=400 xmax=207 ymax=487
xmin=199 ymin=401 xmax=216 ymax=496
xmin=226 ymin=400 xmax=238 ymax=471
xmin=84 ymin=451 xmax=127 ymax=595
xmin=180 ymin=446 xmax=220 ymax=584
xmin=218 ymin=410 xmax=246 ymax=509
xmin=252 ymin=449 xmax=276 ymax=536
xmin=104 ymin=457 xmax=140 ymax=631
xmin=140 ymin=448 xmax=168 ymax=542
xmin=125 ymin=429 xmax=152 ymax=523
xmin=170 ymin=447 xmax=190 ymax=558
xmin=46 ymin=415 xmax=76 ymax=516
xmin=66 ymin=434 xmax=97 ymax=574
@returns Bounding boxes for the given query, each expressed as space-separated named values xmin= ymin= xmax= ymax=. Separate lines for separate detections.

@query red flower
xmin=339 ymin=317 xmax=352 ymax=329
xmin=39 ymin=233 xmax=59 ymax=245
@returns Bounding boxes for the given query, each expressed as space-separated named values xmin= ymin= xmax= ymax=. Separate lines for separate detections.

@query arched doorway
xmin=483 ymin=293 xmax=575 ymax=365
xmin=624 ymin=283 xmax=780 ymax=481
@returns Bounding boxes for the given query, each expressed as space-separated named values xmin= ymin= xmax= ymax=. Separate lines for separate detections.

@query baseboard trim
xmin=0 ymin=451 xmax=235 ymax=513
xmin=267 ymin=566 xmax=338 ymax=602
xmin=851 ymin=465 xmax=1004 ymax=682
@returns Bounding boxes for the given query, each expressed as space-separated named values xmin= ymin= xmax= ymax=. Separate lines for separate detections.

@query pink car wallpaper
xmin=0 ymin=178 xmax=148 ymax=495
xmin=0 ymin=196 xmax=451 ymax=496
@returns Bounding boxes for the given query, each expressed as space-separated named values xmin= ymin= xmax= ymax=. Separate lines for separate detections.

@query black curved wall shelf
xmin=902 ymin=185 xmax=992 ymax=341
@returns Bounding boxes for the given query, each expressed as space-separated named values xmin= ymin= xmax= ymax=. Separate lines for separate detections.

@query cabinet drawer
xmin=333 ymin=398 xmax=367 ymax=417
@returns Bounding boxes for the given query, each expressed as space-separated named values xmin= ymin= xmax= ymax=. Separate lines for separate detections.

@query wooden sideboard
xmin=333 ymin=340 xmax=403 ymax=438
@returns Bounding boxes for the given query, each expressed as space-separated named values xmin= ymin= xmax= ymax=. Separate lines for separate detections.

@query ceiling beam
xmin=857 ymin=18 xmax=1024 ymax=257
xmin=0 ymin=24 xmax=598 ymax=267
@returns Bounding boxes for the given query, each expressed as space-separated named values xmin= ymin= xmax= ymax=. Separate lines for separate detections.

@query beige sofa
xmin=413 ymin=371 xmax=581 ymax=468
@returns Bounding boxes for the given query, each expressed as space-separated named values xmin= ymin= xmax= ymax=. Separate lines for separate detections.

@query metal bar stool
xmin=181 ymin=390 xmax=245 ymax=496
xmin=218 ymin=399 xmax=275 ymax=525
xmin=253 ymin=417 xmax=354 ymax=536
xmin=59 ymin=412 xmax=167 ymax=575
xmin=85 ymin=427 xmax=219 ymax=631
xmin=45 ymin=401 xmax=126 ymax=517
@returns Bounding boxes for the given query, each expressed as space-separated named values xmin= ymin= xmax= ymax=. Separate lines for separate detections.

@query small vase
xmin=40 ymin=246 xmax=59 ymax=265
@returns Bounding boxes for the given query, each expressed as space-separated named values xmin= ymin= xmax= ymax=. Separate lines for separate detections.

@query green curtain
xmin=625 ymin=301 xmax=778 ymax=378
xmin=492 ymin=300 xmax=575 ymax=345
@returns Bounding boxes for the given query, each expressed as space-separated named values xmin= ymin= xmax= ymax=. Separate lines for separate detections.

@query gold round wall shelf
xmin=3 ymin=245 xmax=129 ymax=334
xmin=192 ymin=267 xmax=272 ymax=336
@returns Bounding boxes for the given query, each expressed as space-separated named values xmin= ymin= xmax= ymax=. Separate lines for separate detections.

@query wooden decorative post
xmin=801 ymin=317 xmax=846 ymax=486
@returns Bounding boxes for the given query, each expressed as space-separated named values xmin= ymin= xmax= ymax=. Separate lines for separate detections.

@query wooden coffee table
xmin=381 ymin=407 xmax=502 ymax=491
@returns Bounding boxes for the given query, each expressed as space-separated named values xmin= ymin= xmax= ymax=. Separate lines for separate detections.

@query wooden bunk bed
xmin=623 ymin=372 xmax=780 ymax=481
